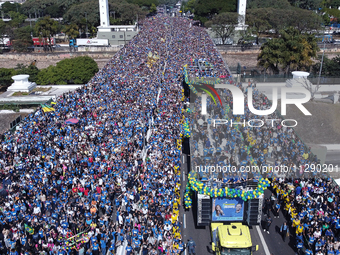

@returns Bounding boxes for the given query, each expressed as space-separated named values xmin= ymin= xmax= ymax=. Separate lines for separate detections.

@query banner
xmin=212 ymin=198 xmax=244 ymax=221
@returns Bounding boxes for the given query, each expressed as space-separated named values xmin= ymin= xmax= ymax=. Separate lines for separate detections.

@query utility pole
xmin=318 ymin=30 xmax=327 ymax=86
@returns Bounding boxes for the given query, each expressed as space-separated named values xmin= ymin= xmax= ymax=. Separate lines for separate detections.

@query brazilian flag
xmin=40 ymin=104 xmax=55 ymax=113
xmin=24 ymin=224 xmax=34 ymax=234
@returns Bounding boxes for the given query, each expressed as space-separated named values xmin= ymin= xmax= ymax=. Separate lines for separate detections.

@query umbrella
xmin=65 ymin=118 xmax=79 ymax=125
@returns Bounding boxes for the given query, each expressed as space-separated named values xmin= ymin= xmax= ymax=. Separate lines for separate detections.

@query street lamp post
xmin=318 ymin=28 xmax=327 ymax=86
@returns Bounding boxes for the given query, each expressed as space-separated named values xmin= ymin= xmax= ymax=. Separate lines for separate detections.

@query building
xmin=97 ymin=25 xmax=139 ymax=46
xmin=97 ymin=0 xmax=139 ymax=46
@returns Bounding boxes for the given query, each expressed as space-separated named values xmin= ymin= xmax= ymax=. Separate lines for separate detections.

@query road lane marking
xmin=184 ymin=214 xmax=186 ymax=229
xmin=183 ymin=171 xmax=185 ymax=182
xmin=256 ymin=225 xmax=270 ymax=255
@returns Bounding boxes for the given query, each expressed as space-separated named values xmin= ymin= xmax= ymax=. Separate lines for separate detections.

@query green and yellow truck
xmin=211 ymin=222 xmax=258 ymax=255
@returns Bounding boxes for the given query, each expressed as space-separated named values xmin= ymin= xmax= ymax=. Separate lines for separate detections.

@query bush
xmin=36 ymin=56 xmax=99 ymax=85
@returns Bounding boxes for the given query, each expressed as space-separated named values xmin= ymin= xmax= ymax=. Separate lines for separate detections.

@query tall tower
xmin=99 ymin=0 xmax=110 ymax=27
xmin=237 ymin=0 xmax=247 ymax=27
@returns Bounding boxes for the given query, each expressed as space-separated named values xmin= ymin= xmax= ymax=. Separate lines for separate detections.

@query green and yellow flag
xmin=24 ymin=224 xmax=34 ymax=234
xmin=40 ymin=104 xmax=55 ymax=112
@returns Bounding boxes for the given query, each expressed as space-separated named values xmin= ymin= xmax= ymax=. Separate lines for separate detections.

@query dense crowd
xmin=190 ymin=78 xmax=320 ymax=187
xmin=272 ymin=177 xmax=340 ymax=255
xmin=0 ymin=15 xmax=234 ymax=255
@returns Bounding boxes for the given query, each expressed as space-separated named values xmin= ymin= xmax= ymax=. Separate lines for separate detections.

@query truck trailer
xmin=75 ymin=38 xmax=109 ymax=46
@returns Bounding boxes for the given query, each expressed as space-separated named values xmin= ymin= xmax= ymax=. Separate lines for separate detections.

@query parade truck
xmin=211 ymin=223 xmax=258 ymax=255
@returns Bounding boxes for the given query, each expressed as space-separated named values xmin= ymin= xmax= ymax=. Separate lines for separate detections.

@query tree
xmin=287 ymin=0 xmax=323 ymax=9
xmin=116 ymin=3 xmax=146 ymax=25
xmin=130 ymin=0 xmax=159 ymax=8
xmin=322 ymin=7 xmax=340 ymax=21
xmin=45 ymin=4 xmax=64 ymax=18
xmin=0 ymin=68 xmax=16 ymax=90
xmin=63 ymin=1 xmax=100 ymax=30
xmin=150 ymin=3 xmax=157 ymax=13
xmin=290 ymin=8 xmax=322 ymax=33
xmin=207 ymin=12 xmax=239 ymax=44
xmin=312 ymin=55 xmax=340 ymax=76
xmin=0 ymin=20 xmax=8 ymax=50
xmin=184 ymin=0 xmax=196 ymax=13
xmin=15 ymin=64 xmax=40 ymax=83
xmin=64 ymin=24 xmax=79 ymax=39
xmin=8 ymin=11 xmax=27 ymax=28
xmin=286 ymin=77 xmax=320 ymax=100
xmin=194 ymin=0 xmax=237 ymax=23
xmin=36 ymin=65 xmax=61 ymax=85
xmin=36 ymin=56 xmax=99 ymax=85
xmin=246 ymin=9 xmax=271 ymax=44
xmin=12 ymin=27 xmax=33 ymax=52
xmin=158 ymin=0 xmax=177 ymax=5
xmin=34 ymin=16 xmax=58 ymax=51
xmin=257 ymin=38 xmax=282 ymax=74
xmin=1 ymin=2 xmax=22 ymax=13
xmin=248 ymin=0 xmax=291 ymax=9
xmin=258 ymin=27 xmax=319 ymax=74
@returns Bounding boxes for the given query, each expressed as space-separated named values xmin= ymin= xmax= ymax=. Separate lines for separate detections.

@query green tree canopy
xmin=312 ymin=55 xmax=340 ymax=76
xmin=36 ymin=56 xmax=99 ymax=85
xmin=64 ymin=24 xmax=79 ymax=39
xmin=184 ymin=0 xmax=196 ymax=13
xmin=12 ymin=27 xmax=33 ymax=52
xmin=150 ymin=3 xmax=157 ymax=13
xmin=248 ymin=0 xmax=291 ymax=9
xmin=246 ymin=9 xmax=271 ymax=44
xmin=0 ymin=68 xmax=16 ymax=90
xmin=206 ymin=12 xmax=239 ymax=44
xmin=258 ymin=27 xmax=319 ymax=74
xmin=63 ymin=1 xmax=100 ymax=29
xmin=1 ymin=2 xmax=22 ymax=13
xmin=34 ymin=16 xmax=58 ymax=46
xmin=15 ymin=64 xmax=40 ymax=83
xmin=194 ymin=0 xmax=237 ymax=23
xmin=287 ymin=0 xmax=322 ymax=9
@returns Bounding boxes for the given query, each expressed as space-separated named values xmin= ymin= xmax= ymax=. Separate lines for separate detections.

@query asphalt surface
xmin=326 ymin=151 xmax=340 ymax=165
xmin=325 ymin=151 xmax=340 ymax=178
xmin=180 ymin=150 xmax=298 ymax=255
xmin=180 ymin=144 xmax=339 ymax=254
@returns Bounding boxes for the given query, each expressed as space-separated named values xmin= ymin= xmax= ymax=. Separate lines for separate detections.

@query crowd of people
xmin=0 ymin=14 xmax=234 ymax=255
xmin=272 ymin=177 xmax=340 ymax=255
xmin=0 ymin=11 xmax=332 ymax=255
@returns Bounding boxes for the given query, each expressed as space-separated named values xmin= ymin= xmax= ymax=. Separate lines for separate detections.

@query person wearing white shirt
xmin=33 ymin=206 xmax=41 ymax=215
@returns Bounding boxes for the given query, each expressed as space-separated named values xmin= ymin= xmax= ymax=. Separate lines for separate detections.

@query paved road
xmin=325 ymin=150 xmax=340 ymax=178
xmin=181 ymin=188 xmax=297 ymax=255
xmin=326 ymin=150 xmax=340 ymax=165
xmin=180 ymin=153 xmax=297 ymax=255
xmin=260 ymin=189 xmax=296 ymax=255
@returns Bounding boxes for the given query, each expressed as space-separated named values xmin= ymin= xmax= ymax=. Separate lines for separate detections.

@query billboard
xmin=212 ymin=198 xmax=244 ymax=221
